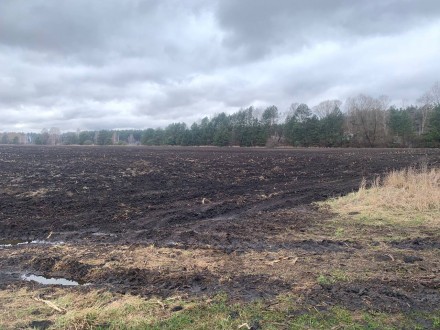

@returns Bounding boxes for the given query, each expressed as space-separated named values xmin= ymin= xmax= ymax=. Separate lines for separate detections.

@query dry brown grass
xmin=325 ymin=167 xmax=440 ymax=227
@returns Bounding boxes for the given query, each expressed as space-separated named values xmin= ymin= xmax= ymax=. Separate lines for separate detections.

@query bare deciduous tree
xmin=312 ymin=100 xmax=342 ymax=119
xmin=48 ymin=127 xmax=61 ymax=145
xmin=345 ymin=94 xmax=389 ymax=147
xmin=417 ymin=81 xmax=440 ymax=134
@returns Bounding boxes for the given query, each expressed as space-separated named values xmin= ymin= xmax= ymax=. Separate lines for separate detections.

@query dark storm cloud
xmin=0 ymin=0 xmax=439 ymax=131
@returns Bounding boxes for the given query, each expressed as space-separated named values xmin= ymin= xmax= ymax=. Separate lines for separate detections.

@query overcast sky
xmin=1 ymin=0 xmax=439 ymax=132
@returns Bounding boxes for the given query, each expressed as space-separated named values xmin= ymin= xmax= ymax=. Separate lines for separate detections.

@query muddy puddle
xmin=91 ymin=232 xmax=117 ymax=237
xmin=21 ymin=274 xmax=87 ymax=286
xmin=0 ymin=239 xmax=30 ymax=247
xmin=0 ymin=239 xmax=63 ymax=248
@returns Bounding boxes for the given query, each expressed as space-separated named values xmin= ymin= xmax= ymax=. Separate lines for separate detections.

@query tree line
xmin=2 ymin=83 xmax=440 ymax=148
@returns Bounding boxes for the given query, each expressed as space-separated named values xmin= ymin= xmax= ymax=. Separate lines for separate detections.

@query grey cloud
xmin=217 ymin=0 xmax=440 ymax=59
xmin=0 ymin=0 xmax=158 ymax=55
xmin=0 ymin=0 xmax=439 ymax=132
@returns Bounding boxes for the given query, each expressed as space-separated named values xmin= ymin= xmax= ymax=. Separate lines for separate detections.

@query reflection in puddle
xmin=21 ymin=274 xmax=81 ymax=286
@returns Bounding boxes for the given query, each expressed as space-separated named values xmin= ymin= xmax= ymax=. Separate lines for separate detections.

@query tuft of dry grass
xmin=325 ymin=167 xmax=440 ymax=226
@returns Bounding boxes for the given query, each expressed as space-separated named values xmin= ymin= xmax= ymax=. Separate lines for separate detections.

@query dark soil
xmin=304 ymin=278 xmax=440 ymax=313
xmin=391 ymin=237 xmax=440 ymax=250
xmin=1 ymin=146 xmax=440 ymax=313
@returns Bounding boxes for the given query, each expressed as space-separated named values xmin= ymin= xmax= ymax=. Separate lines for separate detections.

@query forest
xmin=2 ymin=85 xmax=440 ymax=148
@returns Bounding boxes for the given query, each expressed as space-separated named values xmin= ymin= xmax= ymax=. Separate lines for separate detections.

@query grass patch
xmin=317 ymin=269 xmax=350 ymax=286
xmin=1 ymin=288 xmax=439 ymax=329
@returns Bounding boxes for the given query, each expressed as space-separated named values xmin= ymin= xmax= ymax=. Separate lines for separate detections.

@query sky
xmin=0 ymin=0 xmax=439 ymax=132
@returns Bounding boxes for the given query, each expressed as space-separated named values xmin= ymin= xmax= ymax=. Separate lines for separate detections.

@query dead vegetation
xmin=325 ymin=166 xmax=440 ymax=227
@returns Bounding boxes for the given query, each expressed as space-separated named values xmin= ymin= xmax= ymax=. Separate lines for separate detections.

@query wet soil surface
xmin=1 ymin=146 xmax=440 ymax=313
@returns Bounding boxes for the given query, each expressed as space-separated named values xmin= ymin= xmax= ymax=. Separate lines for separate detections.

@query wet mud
xmin=304 ymin=278 xmax=440 ymax=312
xmin=1 ymin=146 xmax=440 ymax=313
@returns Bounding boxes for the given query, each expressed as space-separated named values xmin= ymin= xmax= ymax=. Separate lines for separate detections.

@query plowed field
xmin=1 ymin=146 xmax=439 ymax=316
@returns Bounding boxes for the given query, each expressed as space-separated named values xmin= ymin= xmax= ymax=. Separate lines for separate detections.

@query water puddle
xmin=0 ymin=239 xmax=63 ymax=248
xmin=208 ymin=214 xmax=238 ymax=222
xmin=21 ymin=274 xmax=85 ymax=286
xmin=0 ymin=239 xmax=30 ymax=246
xmin=91 ymin=232 xmax=117 ymax=237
